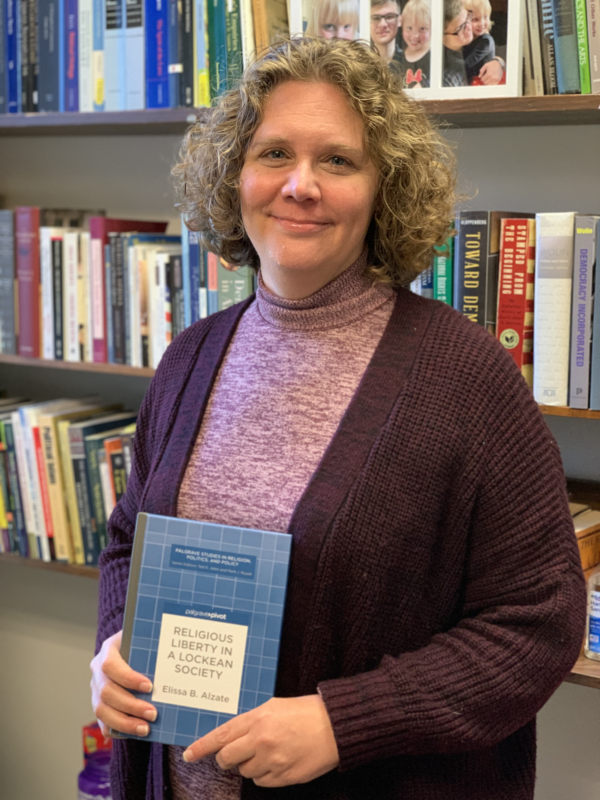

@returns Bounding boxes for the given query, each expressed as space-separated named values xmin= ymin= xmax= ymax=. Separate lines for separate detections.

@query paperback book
xmin=118 ymin=512 xmax=292 ymax=747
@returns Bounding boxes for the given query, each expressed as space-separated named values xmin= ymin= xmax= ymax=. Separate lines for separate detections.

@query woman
xmin=91 ymin=36 xmax=586 ymax=800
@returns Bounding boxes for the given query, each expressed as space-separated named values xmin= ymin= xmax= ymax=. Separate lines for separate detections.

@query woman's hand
xmin=182 ymin=695 xmax=340 ymax=788
xmin=90 ymin=630 xmax=157 ymax=738
xmin=478 ymin=59 xmax=504 ymax=85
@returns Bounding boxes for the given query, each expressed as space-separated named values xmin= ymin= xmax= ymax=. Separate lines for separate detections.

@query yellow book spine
xmin=58 ymin=420 xmax=85 ymax=565
xmin=40 ymin=416 xmax=74 ymax=563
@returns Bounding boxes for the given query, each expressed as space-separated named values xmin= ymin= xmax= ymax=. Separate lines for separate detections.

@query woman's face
xmin=240 ymin=81 xmax=378 ymax=297
xmin=319 ymin=20 xmax=356 ymax=38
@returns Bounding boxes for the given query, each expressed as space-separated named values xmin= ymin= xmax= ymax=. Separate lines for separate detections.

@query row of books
xmin=523 ymin=0 xmax=600 ymax=95
xmin=0 ymin=396 xmax=138 ymax=564
xmin=0 ymin=0 xmax=288 ymax=113
xmin=0 ymin=209 xmax=255 ymax=367
xmin=411 ymin=211 xmax=600 ymax=410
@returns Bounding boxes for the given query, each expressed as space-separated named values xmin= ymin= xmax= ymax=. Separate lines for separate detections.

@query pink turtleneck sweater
xmin=169 ymin=253 xmax=394 ymax=798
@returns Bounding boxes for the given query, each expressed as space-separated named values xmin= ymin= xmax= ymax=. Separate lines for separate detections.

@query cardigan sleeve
xmin=318 ymin=352 xmax=587 ymax=771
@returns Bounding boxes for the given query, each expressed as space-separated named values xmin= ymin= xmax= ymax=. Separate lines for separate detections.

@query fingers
xmin=183 ymin=715 xmax=252 ymax=763
xmin=215 ymin=736 xmax=256 ymax=771
xmin=101 ymin=632 xmax=153 ymax=692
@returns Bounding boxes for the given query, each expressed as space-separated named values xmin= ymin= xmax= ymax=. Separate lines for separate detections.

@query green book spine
xmin=433 ymin=238 xmax=454 ymax=306
xmin=218 ymin=261 xmax=254 ymax=310
xmin=225 ymin=0 xmax=242 ymax=89
xmin=85 ymin=437 xmax=108 ymax=554
xmin=576 ymin=0 xmax=592 ymax=93
xmin=208 ymin=0 xmax=227 ymax=97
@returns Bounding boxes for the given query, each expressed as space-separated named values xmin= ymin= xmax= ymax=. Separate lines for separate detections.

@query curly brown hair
xmin=173 ymin=36 xmax=456 ymax=286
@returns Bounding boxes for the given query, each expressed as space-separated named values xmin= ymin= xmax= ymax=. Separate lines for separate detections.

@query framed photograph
xmin=289 ymin=0 xmax=371 ymax=48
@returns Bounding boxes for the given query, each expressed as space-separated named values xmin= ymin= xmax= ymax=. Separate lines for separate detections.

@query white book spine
xmin=10 ymin=411 xmax=36 ymax=546
xmin=153 ymin=253 xmax=167 ymax=369
xmin=199 ymin=287 xmax=208 ymax=319
xmin=79 ymin=0 xmax=95 ymax=112
xmin=526 ymin=0 xmax=545 ymax=95
xmin=63 ymin=232 xmax=81 ymax=362
xmin=20 ymin=408 xmax=51 ymax=561
xmin=98 ymin=450 xmax=116 ymax=518
xmin=533 ymin=212 xmax=576 ymax=407
xmin=239 ymin=0 xmax=255 ymax=65
xmin=587 ymin=0 xmax=600 ymax=93
xmin=91 ymin=238 xmax=105 ymax=346
xmin=40 ymin=228 xmax=55 ymax=360
xmin=128 ymin=243 xmax=140 ymax=367
xmin=81 ymin=233 xmax=93 ymax=362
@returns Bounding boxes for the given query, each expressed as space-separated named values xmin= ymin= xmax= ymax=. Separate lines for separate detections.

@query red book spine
xmin=33 ymin=425 xmax=55 ymax=540
xmin=497 ymin=219 xmax=535 ymax=387
xmin=15 ymin=206 xmax=41 ymax=357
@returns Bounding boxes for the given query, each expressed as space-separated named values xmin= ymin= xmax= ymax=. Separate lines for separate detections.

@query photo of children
xmin=393 ymin=0 xmax=431 ymax=88
xmin=303 ymin=0 xmax=361 ymax=39
xmin=443 ymin=0 xmax=506 ymax=87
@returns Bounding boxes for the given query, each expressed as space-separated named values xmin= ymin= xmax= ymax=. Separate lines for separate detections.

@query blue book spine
xmin=38 ymin=0 xmax=60 ymax=110
xmin=92 ymin=0 xmax=105 ymax=109
xmin=189 ymin=231 xmax=201 ymax=323
xmin=589 ymin=220 xmax=600 ymax=410
xmin=569 ymin=216 xmax=597 ymax=409
xmin=145 ymin=0 xmax=169 ymax=107
xmin=181 ymin=222 xmax=192 ymax=328
xmin=105 ymin=243 xmax=115 ymax=363
xmin=64 ymin=0 xmax=79 ymax=109
xmin=167 ymin=0 xmax=180 ymax=106
xmin=552 ymin=0 xmax=581 ymax=92
xmin=0 ymin=0 xmax=6 ymax=113
xmin=6 ymin=0 xmax=21 ymax=111
xmin=57 ymin=0 xmax=64 ymax=108
xmin=125 ymin=0 xmax=145 ymax=108
xmin=104 ymin=0 xmax=124 ymax=109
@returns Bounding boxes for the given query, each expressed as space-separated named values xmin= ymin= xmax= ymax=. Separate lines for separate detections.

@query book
xmin=79 ymin=0 xmax=94 ymax=111
xmin=551 ymin=0 xmax=581 ymax=93
xmin=15 ymin=206 xmax=41 ymax=358
xmin=588 ymin=219 xmax=600 ymax=410
xmin=251 ymin=0 xmax=287 ymax=53
xmin=92 ymin=0 xmax=105 ymax=109
xmin=497 ymin=218 xmax=536 ymax=389
xmin=569 ymin=215 xmax=598 ymax=408
xmin=432 ymin=238 xmax=453 ymax=306
xmin=19 ymin=0 xmax=32 ymax=111
xmin=181 ymin=0 xmax=194 ymax=105
xmin=0 ymin=211 xmax=16 ymax=355
xmin=526 ymin=0 xmax=545 ymax=95
xmin=10 ymin=409 xmax=37 ymax=557
xmin=538 ymin=0 xmax=559 ymax=93
xmin=64 ymin=0 xmax=79 ymax=110
xmin=64 ymin=230 xmax=83 ymax=362
xmin=38 ymin=0 xmax=60 ymax=110
xmin=194 ymin=0 xmax=210 ymax=106
xmin=575 ymin=0 xmax=591 ymax=92
xmin=168 ymin=0 xmax=182 ymax=107
xmin=125 ymin=0 xmax=145 ymax=108
xmin=118 ymin=511 xmax=292 ymax=747
xmin=533 ymin=211 xmax=576 ymax=406
xmin=0 ymin=417 xmax=28 ymax=556
xmin=587 ymin=0 xmax=600 ymax=92
xmin=52 ymin=234 xmax=64 ymax=360
xmin=0 ymin=1 xmax=4 ymax=114
xmin=207 ymin=251 xmax=219 ymax=315
xmin=40 ymin=227 xmax=61 ymax=360
xmin=573 ymin=508 xmax=600 ymax=538
xmin=208 ymin=0 xmax=227 ymax=97
xmin=225 ymin=0 xmax=243 ymax=89
xmin=79 ymin=231 xmax=92 ymax=362
xmin=578 ymin=529 xmax=600 ymax=571
xmin=85 ymin=427 xmax=126 ymax=553
xmin=168 ymin=254 xmax=186 ymax=338
xmin=239 ymin=0 xmax=255 ymax=65
xmin=6 ymin=0 xmax=20 ymax=113
xmin=145 ymin=0 xmax=170 ymax=107
xmin=104 ymin=434 xmax=127 ymax=503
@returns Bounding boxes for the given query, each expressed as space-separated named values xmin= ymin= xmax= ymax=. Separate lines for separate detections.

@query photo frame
xmin=288 ymin=0 xmax=371 ymax=50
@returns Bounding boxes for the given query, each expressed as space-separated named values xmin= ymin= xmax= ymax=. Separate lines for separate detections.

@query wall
xmin=0 ymin=125 xmax=599 ymax=799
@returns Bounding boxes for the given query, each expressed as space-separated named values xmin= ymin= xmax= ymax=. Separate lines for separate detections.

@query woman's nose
xmin=281 ymin=162 xmax=321 ymax=202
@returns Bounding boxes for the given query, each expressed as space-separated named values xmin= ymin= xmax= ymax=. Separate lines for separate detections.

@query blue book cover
xmin=38 ymin=0 xmax=60 ymax=110
xmin=0 ymin=0 xmax=6 ymax=113
xmin=189 ymin=231 xmax=201 ymax=323
xmin=125 ymin=0 xmax=145 ymax=108
xmin=64 ymin=0 xmax=79 ymax=110
xmin=588 ymin=220 xmax=600 ymax=410
xmin=181 ymin=222 xmax=192 ymax=329
xmin=167 ymin=0 xmax=180 ymax=107
xmin=92 ymin=0 xmax=105 ymax=110
xmin=118 ymin=512 xmax=292 ymax=747
xmin=6 ymin=0 xmax=20 ymax=112
xmin=104 ymin=0 xmax=125 ymax=109
xmin=58 ymin=0 xmax=65 ymax=109
xmin=145 ymin=0 xmax=169 ymax=107
xmin=551 ymin=0 xmax=581 ymax=92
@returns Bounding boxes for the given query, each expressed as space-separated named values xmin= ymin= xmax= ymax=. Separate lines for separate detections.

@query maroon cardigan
xmin=97 ymin=288 xmax=586 ymax=800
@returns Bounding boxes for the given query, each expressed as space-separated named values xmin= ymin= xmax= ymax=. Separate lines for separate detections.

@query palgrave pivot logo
xmin=499 ymin=329 xmax=519 ymax=349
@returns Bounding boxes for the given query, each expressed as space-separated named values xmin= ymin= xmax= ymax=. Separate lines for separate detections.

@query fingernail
xmin=140 ymin=681 xmax=153 ymax=693
xmin=143 ymin=708 xmax=157 ymax=722
xmin=136 ymin=724 xmax=150 ymax=737
xmin=182 ymin=749 xmax=194 ymax=762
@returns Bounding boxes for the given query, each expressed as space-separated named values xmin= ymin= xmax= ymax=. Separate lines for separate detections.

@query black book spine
xmin=28 ymin=0 xmax=38 ymax=109
xmin=110 ymin=233 xmax=126 ymax=364
xmin=38 ymin=0 xmax=59 ymax=110
xmin=52 ymin=237 xmax=64 ymax=359
xmin=181 ymin=0 xmax=194 ymax=106
xmin=20 ymin=0 xmax=31 ymax=110
xmin=453 ymin=212 xmax=491 ymax=328
xmin=538 ymin=0 xmax=559 ymax=93
xmin=72 ymin=453 xmax=100 ymax=565
xmin=169 ymin=254 xmax=185 ymax=337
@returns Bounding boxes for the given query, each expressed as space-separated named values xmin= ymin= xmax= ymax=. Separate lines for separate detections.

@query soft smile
xmin=271 ymin=214 xmax=332 ymax=233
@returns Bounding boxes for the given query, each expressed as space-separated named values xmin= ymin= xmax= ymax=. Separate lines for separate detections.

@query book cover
xmin=6 ymin=0 xmax=21 ymax=112
xmin=533 ymin=211 xmax=576 ymax=406
xmin=105 ymin=0 xmax=125 ymax=109
xmin=145 ymin=0 xmax=170 ymax=107
xmin=125 ymin=0 xmax=145 ymax=108
xmin=497 ymin=218 xmax=536 ymax=389
xmin=15 ymin=206 xmax=41 ymax=358
xmin=79 ymin=0 xmax=94 ymax=111
xmin=89 ymin=218 xmax=168 ymax=363
xmin=551 ymin=0 xmax=581 ymax=93
xmin=118 ymin=511 xmax=292 ymax=747
xmin=38 ymin=0 xmax=60 ymax=110
xmin=194 ymin=0 xmax=209 ymax=106
xmin=92 ymin=0 xmax=105 ymax=109
xmin=225 ymin=0 xmax=243 ymax=89
xmin=207 ymin=0 xmax=227 ymax=97
xmin=432 ymin=237 xmax=453 ymax=306
xmin=453 ymin=211 xmax=491 ymax=327
xmin=575 ymin=0 xmax=591 ymax=92
xmin=538 ymin=0 xmax=559 ymax=93
xmin=0 ymin=211 xmax=16 ymax=355
xmin=64 ymin=0 xmax=79 ymax=110
xmin=569 ymin=215 xmax=598 ymax=408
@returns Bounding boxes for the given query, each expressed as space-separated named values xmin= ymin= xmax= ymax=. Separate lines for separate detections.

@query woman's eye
xmin=330 ymin=156 xmax=349 ymax=167
xmin=264 ymin=150 xmax=286 ymax=159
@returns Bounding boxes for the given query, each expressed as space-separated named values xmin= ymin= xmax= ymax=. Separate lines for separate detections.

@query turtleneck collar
xmin=255 ymin=249 xmax=394 ymax=332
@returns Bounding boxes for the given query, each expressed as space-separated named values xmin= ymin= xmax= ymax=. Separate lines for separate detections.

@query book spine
xmin=21 ymin=409 xmax=51 ymax=561
xmin=168 ymin=0 xmax=180 ymax=106
xmin=80 ymin=232 xmax=91 ymax=361
xmin=121 ymin=432 xmax=134 ymax=479
xmin=433 ymin=239 xmax=453 ymax=305
xmin=497 ymin=219 xmax=535 ymax=389
xmin=29 ymin=0 xmax=39 ymax=109
xmin=590 ymin=220 xmax=600 ymax=409
xmin=538 ymin=0 xmax=559 ymax=92
xmin=6 ymin=0 xmax=21 ymax=112
xmin=98 ymin=447 xmax=116 ymax=518
xmin=3 ymin=421 xmax=29 ymax=557
xmin=587 ymin=0 xmax=600 ymax=92
xmin=15 ymin=206 xmax=41 ymax=359
xmin=58 ymin=0 xmax=64 ymax=108
xmin=110 ymin=234 xmax=126 ymax=363
xmin=569 ymin=216 xmax=596 ymax=408
xmin=578 ymin=530 xmax=600 ymax=570
xmin=64 ymin=231 xmax=80 ymax=362
xmin=170 ymin=254 xmax=185 ymax=337
xmin=69 ymin=429 xmax=100 ymax=565
xmin=106 ymin=439 xmax=127 ymax=502
xmin=194 ymin=0 xmax=209 ymax=105
xmin=208 ymin=0 xmax=227 ymax=97
xmin=526 ymin=0 xmax=546 ymax=94
xmin=65 ymin=0 xmax=79 ymax=109
xmin=181 ymin=223 xmax=192 ymax=328
xmin=0 ymin=0 xmax=7 ymax=113
xmin=452 ymin=212 xmax=490 ymax=327
xmin=90 ymin=233 xmax=107 ymax=362
xmin=533 ymin=211 xmax=576 ymax=406
xmin=41 ymin=420 xmax=73 ymax=562
xmin=127 ymin=240 xmax=141 ymax=367
xmin=181 ymin=0 xmax=193 ymax=104
xmin=85 ymin=438 xmax=108 ymax=553
xmin=199 ymin=244 xmax=208 ymax=318
xmin=207 ymin=251 xmax=218 ymax=314
xmin=419 ymin=265 xmax=433 ymax=300
xmin=224 ymin=0 xmax=242 ymax=89
xmin=58 ymin=421 xmax=85 ymax=563
xmin=123 ymin=238 xmax=132 ymax=365
xmin=52 ymin=236 xmax=64 ymax=360
xmin=0 ymin=445 xmax=16 ymax=552
xmin=189 ymin=230 xmax=201 ymax=323
xmin=575 ymin=0 xmax=591 ymax=92
xmin=33 ymin=425 xmax=56 ymax=551
xmin=19 ymin=0 xmax=30 ymax=110
xmin=105 ymin=0 xmax=124 ymax=109
xmin=145 ymin=0 xmax=169 ymax=107
xmin=140 ymin=249 xmax=150 ymax=366
xmin=10 ymin=411 xmax=37 ymax=556
xmin=38 ymin=0 xmax=60 ymax=110
xmin=125 ymin=0 xmax=145 ymax=108
xmin=40 ymin=229 xmax=55 ymax=359
xmin=551 ymin=0 xmax=581 ymax=92
xmin=238 ymin=0 xmax=254 ymax=65
xmin=0 ymin=211 xmax=16 ymax=355
xmin=152 ymin=253 xmax=166 ymax=367
xmin=92 ymin=0 xmax=105 ymax=109
xmin=79 ymin=0 xmax=94 ymax=110
xmin=106 ymin=243 xmax=115 ymax=363
xmin=0 ymin=456 xmax=11 ymax=552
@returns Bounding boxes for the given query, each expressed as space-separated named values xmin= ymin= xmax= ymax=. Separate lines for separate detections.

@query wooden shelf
xmin=1 ymin=96 xmax=600 ymax=135
xmin=0 ymin=353 xmax=154 ymax=377
xmin=564 ymin=653 xmax=600 ymax=689
xmin=539 ymin=405 xmax=600 ymax=419
xmin=0 ymin=108 xmax=208 ymax=136
xmin=0 ymin=551 xmax=99 ymax=578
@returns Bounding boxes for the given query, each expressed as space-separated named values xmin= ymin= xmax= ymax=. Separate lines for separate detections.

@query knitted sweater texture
xmin=96 ymin=285 xmax=586 ymax=800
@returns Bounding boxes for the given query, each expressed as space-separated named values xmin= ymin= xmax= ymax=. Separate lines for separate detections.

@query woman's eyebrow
xmin=249 ymin=137 xmax=365 ymax=159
